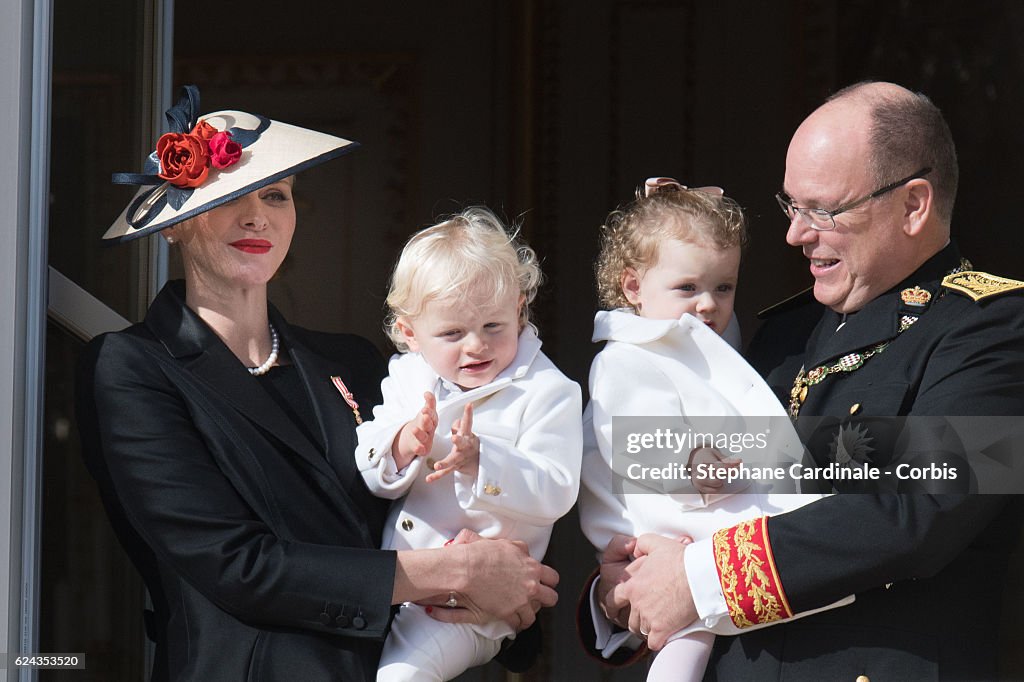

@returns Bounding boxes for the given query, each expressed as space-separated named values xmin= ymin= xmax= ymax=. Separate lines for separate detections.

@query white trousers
xmin=377 ymin=603 xmax=504 ymax=682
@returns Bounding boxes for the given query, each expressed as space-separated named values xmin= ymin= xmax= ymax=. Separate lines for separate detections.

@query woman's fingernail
xmin=425 ymin=606 xmax=433 ymax=614
xmin=444 ymin=538 xmax=454 ymax=546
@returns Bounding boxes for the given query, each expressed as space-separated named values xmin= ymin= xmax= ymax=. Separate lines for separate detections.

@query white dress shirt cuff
xmin=684 ymin=536 xmax=730 ymax=630
xmin=588 ymin=577 xmax=643 ymax=658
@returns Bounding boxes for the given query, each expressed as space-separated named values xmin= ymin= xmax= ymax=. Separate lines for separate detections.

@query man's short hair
xmin=830 ymin=82 xmax=959 ymax=224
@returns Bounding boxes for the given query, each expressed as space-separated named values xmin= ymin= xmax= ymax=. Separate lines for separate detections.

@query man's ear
xmin=903 ymin=178 xmax=933 ymax=237
xmin=396 ymin=317 xmax=419 ymax=352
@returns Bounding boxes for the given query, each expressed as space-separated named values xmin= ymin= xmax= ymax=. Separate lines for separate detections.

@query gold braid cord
xmin=712 ymin=517 xmax=793 ymax=628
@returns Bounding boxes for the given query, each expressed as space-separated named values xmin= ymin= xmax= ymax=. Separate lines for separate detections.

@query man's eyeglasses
xmin=775 ymin=167 xmax=932 ymax=231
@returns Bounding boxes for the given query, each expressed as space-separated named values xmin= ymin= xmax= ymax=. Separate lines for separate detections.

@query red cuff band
xmin=712 ymin=516 xmax=793 ymax=628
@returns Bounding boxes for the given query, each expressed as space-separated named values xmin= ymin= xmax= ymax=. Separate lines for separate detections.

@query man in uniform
xmin=594 ymin=81 xmax=1024 ymax=680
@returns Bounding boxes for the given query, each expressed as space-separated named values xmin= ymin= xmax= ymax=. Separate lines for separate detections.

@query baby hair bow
xmin=643 ymin=176 xmax=725 ymax=198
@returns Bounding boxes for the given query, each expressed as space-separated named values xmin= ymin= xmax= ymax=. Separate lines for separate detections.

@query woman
xmin=76 ymin=86 xmax=556 ymax=681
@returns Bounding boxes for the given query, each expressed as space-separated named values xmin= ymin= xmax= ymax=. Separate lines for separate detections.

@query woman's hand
xmin=426 ymin=530 xmax=558 ymax=631
xmin=393 ymin=392 xmax=438 ymax=470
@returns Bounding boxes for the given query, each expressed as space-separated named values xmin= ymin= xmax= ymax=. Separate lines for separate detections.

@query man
xmin=591 ymin=82 xmax=1024 ymax=680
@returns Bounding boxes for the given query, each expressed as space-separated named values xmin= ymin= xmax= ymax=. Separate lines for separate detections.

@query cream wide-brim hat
xmin=104 ymin=107 xmax=357 ymax=242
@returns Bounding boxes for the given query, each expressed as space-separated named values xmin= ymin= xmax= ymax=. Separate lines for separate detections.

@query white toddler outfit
xmin=578 ymin=310 xmax=852 ymax=682
xmin=356 ymin=326 xmax=582 ymax=681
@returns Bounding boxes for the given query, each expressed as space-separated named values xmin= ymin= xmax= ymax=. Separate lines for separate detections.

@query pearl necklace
xmin=248 ymin=324 xmax=279 ymax=376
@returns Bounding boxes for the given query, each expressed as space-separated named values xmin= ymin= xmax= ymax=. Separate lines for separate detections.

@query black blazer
xmin=76 ymin=280 xmax=396 ymax=681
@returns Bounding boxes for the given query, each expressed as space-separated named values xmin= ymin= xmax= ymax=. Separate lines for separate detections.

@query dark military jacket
xmin=707 ymin=243 xmax=1024 ymax=681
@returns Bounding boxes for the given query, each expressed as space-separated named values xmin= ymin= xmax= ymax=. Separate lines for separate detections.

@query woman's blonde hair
xmin=385 ymin=207 xmax=542 ymax=351
xmin=595 ymin=187 xmax=747 ymax=310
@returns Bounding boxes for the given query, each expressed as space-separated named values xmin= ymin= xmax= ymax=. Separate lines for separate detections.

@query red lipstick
xmin=229 ymin=239 xmax=272 ymax=254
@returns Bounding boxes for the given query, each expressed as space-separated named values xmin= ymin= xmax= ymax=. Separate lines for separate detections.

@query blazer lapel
xmin=804 ymin=244 xmax=964 ymax=369
xmin=278 ymin=325 xmax=361 ymax=483
xmin=806 ymin=298 xmax=897 ymax=369
xmin=145 ymin=282 xmax=334 ymax=480
xmin=279 ymin=320 xmax=381 ymax=547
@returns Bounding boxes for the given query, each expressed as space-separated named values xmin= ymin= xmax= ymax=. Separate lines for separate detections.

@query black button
xmin=352 ymin=615 xmax=367 ymax=630
xmin=318 ymin=610 xmax=332 ymax=626
xmin=336 ymin=612 xmax=351 ymax=628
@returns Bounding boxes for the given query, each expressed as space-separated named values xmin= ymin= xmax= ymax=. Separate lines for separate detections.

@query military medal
xmin=788 ymin=342 xmax=890 ymax=419
xmin=899 ymin=315 xmax=918 ymax=333
xmin=785 ymin=260 xmax=987 ymax=419
xmin=788 ymin=268 xmax=966 ymax=419
xmin=330 ymin=375 xmax=363 ymax=425
xmin=789 ymin=370 xmax=809 ymax=418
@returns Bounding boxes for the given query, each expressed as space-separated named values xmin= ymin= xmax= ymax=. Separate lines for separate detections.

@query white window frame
xmin=0 ymin=2 xmax=51 ymax=679
xmin=1 ymin=1 xmax=172 ymax=680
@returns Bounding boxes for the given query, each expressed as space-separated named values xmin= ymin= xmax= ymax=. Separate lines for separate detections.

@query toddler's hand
xmin=426 ymin=403 xmax=479 ymax=482
xmin=688 ymin=447 xmax=741 ymax=495
xmin=393 ymin=392 xmax=438 ymax=470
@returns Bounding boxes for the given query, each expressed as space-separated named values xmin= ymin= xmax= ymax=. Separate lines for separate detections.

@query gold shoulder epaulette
xmin=756 ymin=286 xmax=816 ymax=319
xmin=941 ymin=271 xmax=1024 ymax=302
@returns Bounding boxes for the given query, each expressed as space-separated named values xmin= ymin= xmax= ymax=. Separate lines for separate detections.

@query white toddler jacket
xmin=579 ymin=310 xmax=851 ymax=651
xmin=356 ymin=326 xmax=583 ymax=564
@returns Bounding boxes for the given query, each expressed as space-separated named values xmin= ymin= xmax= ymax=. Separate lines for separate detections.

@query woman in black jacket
xmin=76 ymin=86 xmax=556 ymax=681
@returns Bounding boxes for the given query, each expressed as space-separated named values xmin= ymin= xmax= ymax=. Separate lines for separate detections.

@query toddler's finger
xmin=425 ymin=465 xmax=455 ymax=483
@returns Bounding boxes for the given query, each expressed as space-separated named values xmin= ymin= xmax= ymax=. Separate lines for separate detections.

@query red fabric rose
xmin=191 ymin=121 xmax=218 ymax=141
xmin=156 ymin=132 xmax=209 ymax=188
xmin=208 ymin=131 xmax=242 ymax=170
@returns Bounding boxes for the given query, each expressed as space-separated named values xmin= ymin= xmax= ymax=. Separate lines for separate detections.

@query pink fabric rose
xmin=208 ymin=131 xmax=242 ymax=170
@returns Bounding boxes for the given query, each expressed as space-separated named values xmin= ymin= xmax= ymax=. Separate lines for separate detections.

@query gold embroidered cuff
xmin=713 ymin=517 xmax=793 ymax=628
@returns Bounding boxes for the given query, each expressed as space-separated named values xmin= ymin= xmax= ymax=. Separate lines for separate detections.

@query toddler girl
xmin=356 ymin=207 xmax=582 ymax=681
xmin=578 ymin=178 xmax=851 ymax=682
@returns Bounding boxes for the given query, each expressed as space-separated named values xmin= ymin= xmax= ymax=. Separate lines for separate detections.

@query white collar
xmin=592 ymin=309 xmax=701 ymax=344
xmin=593 ymin=309 xmax=742 ymax=349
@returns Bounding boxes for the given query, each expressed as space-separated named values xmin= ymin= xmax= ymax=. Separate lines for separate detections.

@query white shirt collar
xmin=592 ymin=309 xmax=741 ymax=350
